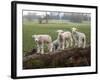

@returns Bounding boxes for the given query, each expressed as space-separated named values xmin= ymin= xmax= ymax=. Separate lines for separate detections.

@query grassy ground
xmin=23 ymin=21 xmax=90 ymax=54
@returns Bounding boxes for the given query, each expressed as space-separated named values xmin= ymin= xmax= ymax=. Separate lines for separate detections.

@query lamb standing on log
xmin=32 ymin=35 xmax=53 ymax=54
xmin=52 ymin=39 xmax=59 ymax=52
xmin=57 ymin=30 xmax=73 ymax=50
xmin=72 ymin=27 xmax=86 ymax=48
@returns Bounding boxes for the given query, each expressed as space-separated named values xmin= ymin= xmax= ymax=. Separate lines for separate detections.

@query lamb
xmin=71 ymin=27 xmax=86 ymax=48
xmin=32 ymin=34 xmax=53 ymax=54
xmin=52 ymin=39 xmax=59 ymax=52
xmin=57 ymin=30 xmax=73 ymax=50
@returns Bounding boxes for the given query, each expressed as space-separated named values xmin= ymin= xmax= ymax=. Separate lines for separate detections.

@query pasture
xmin=23 ymin=20 xmax=90 ymax=55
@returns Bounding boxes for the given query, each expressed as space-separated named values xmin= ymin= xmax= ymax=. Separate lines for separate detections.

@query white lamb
xmin=32 ymin=34 xmax=53 ymax=54
xmin=72 ymin=27 xmax=86 ymax=48
xmin=57 ymin=30 xmax=73 ymax=50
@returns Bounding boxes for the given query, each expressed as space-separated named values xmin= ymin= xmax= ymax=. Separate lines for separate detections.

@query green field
xmin=23 ymin=21 xmax=90 ymax=54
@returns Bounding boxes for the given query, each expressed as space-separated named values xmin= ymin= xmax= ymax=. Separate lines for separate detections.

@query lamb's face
xmin=72 ymin=28 xmax=77 ymax=32
xmin=32 ymin=35 xmax=39 ymax=42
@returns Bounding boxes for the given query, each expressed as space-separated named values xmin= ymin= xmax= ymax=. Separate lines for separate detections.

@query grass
xmin=23 ymin=20 xmax=90 ymax=54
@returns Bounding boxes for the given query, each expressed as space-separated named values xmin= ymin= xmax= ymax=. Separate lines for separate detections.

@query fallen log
xmin=23 ymin=46 xmax=91 ymax=69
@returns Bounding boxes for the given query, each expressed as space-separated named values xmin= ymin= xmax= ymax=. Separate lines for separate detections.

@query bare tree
xmin=45 ymin=12 xmax=48 ymax=23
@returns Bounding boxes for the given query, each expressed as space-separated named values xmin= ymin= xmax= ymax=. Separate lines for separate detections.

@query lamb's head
xmin=56 ymin=30 xmax=64 ymax=33
xmin=72 ymin=27 xmax=77 ymax=32
xmin=32 ymin=35 xmax=39 ymax=42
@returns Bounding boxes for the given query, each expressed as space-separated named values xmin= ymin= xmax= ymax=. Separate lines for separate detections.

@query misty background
xmin=23 ymin=11 xmax=91 ymax=24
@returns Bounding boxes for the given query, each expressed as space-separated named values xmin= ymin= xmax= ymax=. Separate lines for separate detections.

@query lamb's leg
xmin=41 ymin=43 xmax=44 ymax=54
xmin=62 ymin=41 xmax=65 ymax=50
xmin=66 ymin=40 xmax=69 ymax=48
xmin=74 ymin=38 xmax=78 ymax=47
xmin=49 ymin=43 xmax=53 ymax=52
xmin=53 ymin=46 xmax=55 ymax=52
xmin=78 ymin=41 xmax=81 ymax=48
xmin=73 ymin=36 xmax=77 ymax=47
xmin=78 ymin=38 xmax=82 ymax=48
xmin=37 ymin=44 xmax=40 ymax=53
xmin=58 ymin=41 xmax=61 ymax=50
xmin=70 ymin=37 xmax=73 ymax=47
xmin=83 ymin=37 xmax=86 ymax=48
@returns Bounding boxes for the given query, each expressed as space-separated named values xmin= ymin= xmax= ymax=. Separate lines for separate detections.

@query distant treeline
xmin=23 ymin=12 xmax=91 ymax=23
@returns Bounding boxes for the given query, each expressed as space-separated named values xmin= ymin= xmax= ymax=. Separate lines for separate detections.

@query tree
xmin=45 ymin=12 xmax=48 ymax=23
xmin=70 ymin=13 xmax=83 ymax=23
xmin=26 ymin=12 xmax=33 ymax=21
xmin=38 ymin=12 xmax=49 ymax=24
